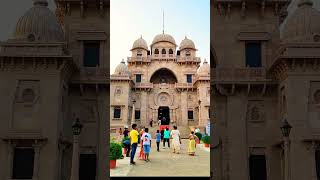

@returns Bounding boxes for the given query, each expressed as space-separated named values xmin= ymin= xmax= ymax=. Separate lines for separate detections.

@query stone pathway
xmin=110 ymin=139 xmax=210 ymax=177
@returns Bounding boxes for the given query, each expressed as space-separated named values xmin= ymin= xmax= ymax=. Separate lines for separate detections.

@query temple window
xmin=154 ymin=49 xmax=159 ymax=54
xmin=113 ymin=107 xmax=121 ymax=119
xmin=162 ymin=49 xmax=166 ymax=54
xmin=245 ymin=42 xmax=262 ymax=67
xmin=83 ymin=41 xmax=100 ymax=67
xmin=12 ymin=147 xmax=35 ymax=179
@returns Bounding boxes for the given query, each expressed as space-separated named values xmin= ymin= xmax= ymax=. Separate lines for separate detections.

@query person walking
xmin=119 ymin=128 xmax=123 ymax=135
xmin=122 ymin=137 xmax=131 ymax=157
xmin=149 ymin=118 xmax=153 ymax=127
xmin=141 ymin=128 xmax=152 ymax=162
xmin=170 ymin=126 xmax=181 ymax=154
xmin=138 ymin=128 xmax=145 ymax=160
xmin=163 ymin=128 xmax=170 ymax=148
xmin=158 ymin=118 xmax=161 ymax=126
xmin=129 ymin=124 xmax=139 ymax=165
xmin=123 ymin=126 xmax=129 ymax=138
xmin=155 ymin=130 xmax=161 ymax=152
xmin=188 ymin=131 xmax=197 ymax=156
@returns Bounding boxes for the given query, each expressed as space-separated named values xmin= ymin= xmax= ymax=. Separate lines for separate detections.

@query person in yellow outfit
xmin=129 ymin=124 xmax=139 ymax=165
xmin=188 ymin=131 xmax=197 ymax=156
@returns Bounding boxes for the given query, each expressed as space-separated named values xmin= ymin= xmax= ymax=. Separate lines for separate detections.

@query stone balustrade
xmin=212 ymin=67 xmax=267 ymax=81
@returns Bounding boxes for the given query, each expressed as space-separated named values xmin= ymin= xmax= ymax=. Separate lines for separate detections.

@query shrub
xmin=195 ymin=132 xmax=202 ymax=141
xmin=201 ymin=135 xmax=210 ymax=144
xmin=109 ymin=142 xmax=123 ymax=160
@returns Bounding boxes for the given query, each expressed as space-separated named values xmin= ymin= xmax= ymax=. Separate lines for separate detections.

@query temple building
xmin=212 ymin=0 xmax=320 ymax=180
xmin=0 ymin=0 xmax=109 ymax=179
xmin=110 ymin=33 xmax=210 ymax=136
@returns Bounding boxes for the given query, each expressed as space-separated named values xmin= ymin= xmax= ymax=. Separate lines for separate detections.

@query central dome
xmin=152 ymin=33 xmax=176 ymax=46
xmin=13 ymin=0 xmax=64 ymax=42
xmin=282 ymin=0 xmax=320 ymax=43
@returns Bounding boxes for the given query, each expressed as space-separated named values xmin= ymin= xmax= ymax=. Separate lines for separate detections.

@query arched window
xmin=137 ymin=50 xmax=142 ymax=56
xmin=162 ymin=49 xmax=166 ymax=54
xmin=185 ymin=50 xmax=191 ymax=56
xmin=154 ymin=49 xmax=159 ymax=54
xmin=169 ymin=49 xmax=173 ymax=54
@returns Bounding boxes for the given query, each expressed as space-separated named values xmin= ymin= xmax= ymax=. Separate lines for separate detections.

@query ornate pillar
xmin=282 ymin=137 xmax=290 ymax=180
xmin=6 ymin=141 xmax=15 ymax=179
xmin=32 ymin=144 xmax=41 ymax=180
xmin=310 ymin=142 xmax=318 ymax=180
xmin=169 ymin=108 xmax=173 ymax=124
xmin=198 ymin=100 xmax=202 ymax=126
xmin=70 ymin=135 xmax=80 ymax=180
xmin=131 ymin=101 xmax=136 ymax=125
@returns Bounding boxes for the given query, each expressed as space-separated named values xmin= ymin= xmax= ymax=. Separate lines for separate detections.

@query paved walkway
xmin=110 ymin=139 xmax=210 ymax=177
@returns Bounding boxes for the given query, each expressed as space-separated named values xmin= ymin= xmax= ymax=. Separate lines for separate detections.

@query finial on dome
xmin=33 ymin=0 xmax=48 ymax=6
xmin=162 ymin=10 xmax=165 ymax=34
xmin=298 ymin=0 xmax=313 ymax=7
xmin=203 ymin=59 xmax=208 ymax=64
xmin=140 ymin=35 xmax=142 ymax=39
xmin=121 ymin=59 xmax=125 ymax=64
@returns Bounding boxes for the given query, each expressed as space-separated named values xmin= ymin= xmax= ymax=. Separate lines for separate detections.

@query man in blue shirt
xmin=155 ymin=130 xmax=161 ymax=152
xmin=163 ymin=128 xmax=170 ymax=148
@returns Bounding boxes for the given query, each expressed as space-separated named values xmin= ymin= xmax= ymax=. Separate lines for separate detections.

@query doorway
xmin=158 ymin=106 xmax=170 ymax=125
xmin=79 ymin=154 xmax=96 ymax=180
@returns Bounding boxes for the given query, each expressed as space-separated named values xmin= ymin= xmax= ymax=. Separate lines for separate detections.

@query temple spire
xmin=162 ymin=10 xmax=165 ymax=34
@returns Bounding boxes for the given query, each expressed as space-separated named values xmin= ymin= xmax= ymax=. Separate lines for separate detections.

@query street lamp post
xmin=281 ymin=119 xmax=292 ymax=180
xmin=70 ymin=118 xmax=83 ymax=180
xmin=131 ymin=99 xmax=136 ymax=125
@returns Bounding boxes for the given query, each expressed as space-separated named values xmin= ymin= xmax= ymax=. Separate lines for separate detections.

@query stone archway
xmin=150 ymin=68 xmax=178 ymax=84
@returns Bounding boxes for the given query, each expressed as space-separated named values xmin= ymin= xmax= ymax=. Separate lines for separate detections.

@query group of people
xmin=121 ymin=124 xmax=200 ymax=165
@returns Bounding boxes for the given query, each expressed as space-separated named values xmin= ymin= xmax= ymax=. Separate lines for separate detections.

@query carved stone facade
xmin=110 ymin=34 xmax=210 ymax=135
xmin=0 ymin=0 xmax=109 ymax=180
xmin=212 ymin=0 xmax=320 ymax=180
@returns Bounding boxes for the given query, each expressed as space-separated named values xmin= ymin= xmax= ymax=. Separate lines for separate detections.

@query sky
xmin=0 ymin=0 xmax=319 ymax=72
xmin=110 ymin=0 xmax=210 ymax=73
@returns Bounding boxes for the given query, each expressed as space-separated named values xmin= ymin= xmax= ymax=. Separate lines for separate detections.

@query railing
xmin=153 ymin=83 xmax=176 ymax=88
xmin=177 ymin=57 xmax=201 ymax=63
xmin=212 ymin=67 xmax=267 ymax=81
xmin=127 ymin=56 xmax=151 ymax=63
xmin=78 ymin=67 xmax=108 ymax=81
xmin=175 ymin=83 xmax=195 ymax=88
xmin=110 ymin=74 xmax=130 ymax=80
xmin=134 ymin=83 xmax=153 ymax=88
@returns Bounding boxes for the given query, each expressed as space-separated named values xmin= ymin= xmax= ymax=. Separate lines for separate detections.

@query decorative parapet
xmin=175 ymin=83 xmax=197 ymax=91
xmin=212 ymin=67 xmax=268 ymax=82
xmin=177 ymin=57 xmax=201 ymax=64
xmin=0 ymin=41 xmax=66 ymax=57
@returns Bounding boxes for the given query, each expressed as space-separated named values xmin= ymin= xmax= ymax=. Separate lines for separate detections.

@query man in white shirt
xmin=141 ymin=128 xmax=152 ymax=162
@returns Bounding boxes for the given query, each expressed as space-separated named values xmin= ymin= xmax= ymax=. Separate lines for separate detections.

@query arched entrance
xmin=150 ymin=68 xmax=178 ymax=84
xmin=158 ymin=106 xmax=170 ymax=125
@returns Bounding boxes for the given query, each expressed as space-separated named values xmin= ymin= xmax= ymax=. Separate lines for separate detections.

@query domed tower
xmin=131 ymin=36 xmax=149 ymax=58
xmin=13 ymin=0 xmax=65 ymax=42
xmin=110 ymin=60 xmax=133 ymax=128
xmin=0 ymin=1 xmax=77 ymax=180
xmin=282 ymin=0 xmax=320 ymax=43
xmin=151 ymin=33 xmax=177 ymax=58
xmin=195 ymin=59 xmax=210 ymax=128
xmin=179 ymin=36 xmax=197 ymax=58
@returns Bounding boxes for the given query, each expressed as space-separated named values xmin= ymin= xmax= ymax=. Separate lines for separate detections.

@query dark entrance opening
xmin=79 ymin=154 xmax=96 ymax=180
xmin=158 ymin=106 xmax=170 ymax=125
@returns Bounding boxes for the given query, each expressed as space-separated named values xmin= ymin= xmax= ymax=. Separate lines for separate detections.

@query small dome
xmin=282 ymin=0 xmax=320 ymax=43
xmin=13 ymin=0 xmax=64 ymax=42
xmin=179 ymin=36 xmax=196 ymax=50
xmin=131 ymin=36 xmax=148 ymax=51
xmin=114 ymin=59 xmax=130 ymax=75
xmin=152 ymin=33 xmax=176 ymax=46
xmin=197 ymin=59 xmax=210 ymax=75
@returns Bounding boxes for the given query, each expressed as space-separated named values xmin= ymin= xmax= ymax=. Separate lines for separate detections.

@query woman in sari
xmin=188 ymin=131 xmax=197 ymax=156
xmin=138 ymin=128 xmax=145 ymax=160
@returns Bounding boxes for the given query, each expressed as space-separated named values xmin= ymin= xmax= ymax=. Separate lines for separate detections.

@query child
xmin=155 ymin=130 xmax=161 ymax=152
xmin=141 ymin=128 xmax=152 ymax=162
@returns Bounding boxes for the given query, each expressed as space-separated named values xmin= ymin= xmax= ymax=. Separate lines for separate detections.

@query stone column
xmin=32 ymin=144 xmax=41 ymax=180
xmin=310 ymin=142 xmax=318 ymax=180
xmin=198 ymin=103 xmax=201 ymax=126
xmin=169 ymin=109 xmax=173 ymax=124
xmin=283 ymin=137 xmax=290 ymax=180
xmin=70 ymin=135 xmax=80 ymax=180
xmin=131 ymin=103 xmax=136 ymax=125
xmin=6 ymin=142 xmax=14 ymax=179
